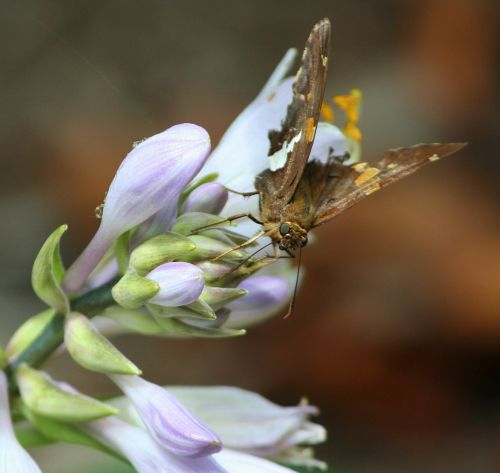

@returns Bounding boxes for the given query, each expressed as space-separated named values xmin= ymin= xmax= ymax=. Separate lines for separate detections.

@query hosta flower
xmin=0 ymin=370 xmax=42 ymax=473
xmin=111 ymin=374 xmax=221 ymax=458
xmin=87 ymin=416 xmax=300 ymax=473
xmin=168 ymin=386 xmax=326 ymax=469
xmin=63 ymin=123 xmax=211 ymax=293
xmin=111 ymin=385 xmax=326 ymax=470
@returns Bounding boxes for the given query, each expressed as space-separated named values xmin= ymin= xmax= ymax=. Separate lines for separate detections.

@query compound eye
xmin=301 ymin=236 xmax=308 ymax=248
xmin=279 ymin=223 xmax=290 ymax=236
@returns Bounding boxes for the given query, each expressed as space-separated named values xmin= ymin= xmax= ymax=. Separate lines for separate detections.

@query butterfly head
xmin=277 ymin=221 xmax=308 ymax=251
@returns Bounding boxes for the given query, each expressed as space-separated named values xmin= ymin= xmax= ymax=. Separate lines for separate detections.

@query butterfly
xmin=253 ymin=17 xmax=466 ymax=253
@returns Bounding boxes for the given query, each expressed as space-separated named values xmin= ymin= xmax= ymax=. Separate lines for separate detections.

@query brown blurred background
xmin=1 ymin=0 xmax=499 ymax=472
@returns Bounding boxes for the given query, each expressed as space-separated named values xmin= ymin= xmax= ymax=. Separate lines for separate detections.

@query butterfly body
xmin=253 ymin=18 xmax=466 ymax=253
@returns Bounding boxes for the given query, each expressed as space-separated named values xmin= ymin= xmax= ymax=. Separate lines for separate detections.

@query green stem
xmin=7 ymin=277 xmax=120 ymax=375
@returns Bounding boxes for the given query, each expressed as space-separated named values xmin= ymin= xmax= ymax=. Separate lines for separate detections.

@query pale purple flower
xmin=0 ymin=370 xmax=43 ymax=473
xmin=87 ymin=417 xmax=226 ymax=473
xmin=63 ymin=123 xmax=211 ymax=293
xmin=182 ymin=182 xmax=228 ymax=215
xmin=169 ymin=386 xmax=326 ymax=469
xmin=111 ymin=375 xmax=221 ymax=458
xmin=227 ymin=275 xmax=290 ymax=328
xmin=146 ymin=262 xmax=205 ymax=307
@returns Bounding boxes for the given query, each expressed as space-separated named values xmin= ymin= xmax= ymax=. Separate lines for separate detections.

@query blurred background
xmin=1 ymin=0 xmax=499 ymax=472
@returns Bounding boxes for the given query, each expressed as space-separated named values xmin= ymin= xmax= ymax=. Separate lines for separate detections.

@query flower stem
xmin=7 ymin=277 xmax=120 ymax=376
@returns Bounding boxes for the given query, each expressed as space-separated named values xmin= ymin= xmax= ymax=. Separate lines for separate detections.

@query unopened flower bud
xmin=182 ymin=182 xmax=228 ymax=215
xmin=146 ymin=262 xmax=204 ymax=307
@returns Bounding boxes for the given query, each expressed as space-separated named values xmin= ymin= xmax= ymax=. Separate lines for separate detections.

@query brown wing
xmin=265 ymin=18 xmax=330 ymax=204
xmin=312 ymin=142 xmax=467 ymax=227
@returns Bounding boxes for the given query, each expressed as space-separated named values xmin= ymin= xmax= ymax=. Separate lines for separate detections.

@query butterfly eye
xmin=279 ymin=223 xmax=290 ymax=236
xmin=301 ymin=237 xmax=308 ymax=248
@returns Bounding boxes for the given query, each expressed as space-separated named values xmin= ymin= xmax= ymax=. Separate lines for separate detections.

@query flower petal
xmin=310 ymin=122 xmax=348 ymax=162
xmin=111 ymin=375 xmax=221 ymax=458
xmin=63 ymin=123 xmax=211 ymax=293
xmin=167 ymin=386 xmax=319 ymax=450
xmin=182 ymin=183 xmax=228 ymax=215
xmin=0 ymin=371 xmax=43 ymax=473
xmin=215 ymin=449 xmax=297 ymax=473
xmin=87 ymin=417 xmax=227 ymax=473
xmin=227 ymin=275 xmax=289 ymax=327
xmin=146 ymin=262 xmax=205 ymax=307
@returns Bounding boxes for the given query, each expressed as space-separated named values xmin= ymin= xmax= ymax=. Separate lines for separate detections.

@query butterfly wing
xmin=265 ymin=18 xmax=330 ymax=205
xmin=312 ymin=142 xmax=467 ymax=227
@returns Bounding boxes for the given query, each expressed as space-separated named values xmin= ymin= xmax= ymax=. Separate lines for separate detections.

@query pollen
xmin=355 ymin=167 xmax=380 ymax=186
xmin=305 ymin=117 xmax=316 ymax=142
xmin=428 ymin=154 xmax=440 ymax=162
xmin=321 ymin=102 xmax=334 ymax=123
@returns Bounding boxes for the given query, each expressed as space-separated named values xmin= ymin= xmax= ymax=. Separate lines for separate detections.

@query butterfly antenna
xmin=283 ymin=246 xmax=302 ymax=319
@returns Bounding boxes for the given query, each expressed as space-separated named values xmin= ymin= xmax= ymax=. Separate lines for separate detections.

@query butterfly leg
xmin=211 ymin=230 xmax=266 ymax=261
xmin=224 ymin=187 xmax=259 ymax=197
xmin=192 ymin=212 xmax=263 ymax=234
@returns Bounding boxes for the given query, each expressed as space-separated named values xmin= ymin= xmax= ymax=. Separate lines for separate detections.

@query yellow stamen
xmin=333 ymin=88 xmax=363 ymax=142
xmin=320 ymin=102 xmax=334 ymax=123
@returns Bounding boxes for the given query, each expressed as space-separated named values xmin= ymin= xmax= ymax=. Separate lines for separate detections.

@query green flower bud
xmin=16 ymin=365 xmax=117 ymax=422
xmin=129 ymin=232 xmax=196 ymax=275
xmin=111 ymin=272 xmax=159 ymax=309
xmin=173 ymin=213 xmax=248 ymax=246
xmin=5 ymin=309 xmax=56 ymax=360
xmin=65 ymin=312 xmax=141 ymax=375
xmin=199 ymin=286 xmax=247 ymax=311
xmin=31 ymin=225 xmax=69 ymax=314
xmin=185 ymin=235 xmax=249 ymax=263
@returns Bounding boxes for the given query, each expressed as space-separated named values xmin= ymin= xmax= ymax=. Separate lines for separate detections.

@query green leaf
xmin=5 ymin=309 xmax=56 ymax=360
xmin=155 ymin=317 xmax=246 ymax=338
xmin=15 ymin=421 xmax=54 ymax=448
xmin=102 ymin=305 xmax=164 ymax=335
xmin=31 ymin=225 xmax=69 ymax=313
xmin=65 ymin=312 xmax=141 ymax=375
xmin=148 ymin=302 xmax=216 ymax=321
xmin=22 ymin=407 xmax=126 ymax=462
xmin=16 ymin=364 xmax=118 ymax=422
xmin=114 ymin=231 xmax=131 ymax=275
